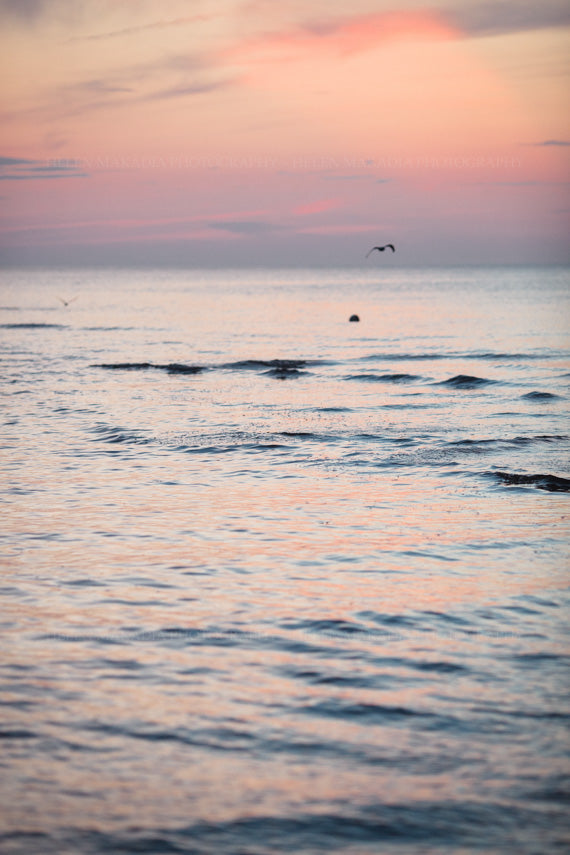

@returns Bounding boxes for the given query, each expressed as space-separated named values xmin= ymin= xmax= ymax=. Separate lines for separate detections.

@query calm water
xmin=1 ymin=266 xmax=569 ymax=855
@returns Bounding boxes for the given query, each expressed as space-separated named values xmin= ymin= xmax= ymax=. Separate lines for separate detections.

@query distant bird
xmin=57 ymin=296 xmax=78 ymax=306
xmin=366 ymin=244 xmax=395 ymax=257
xmin=349 ymin=314 xmax=360 ymax=322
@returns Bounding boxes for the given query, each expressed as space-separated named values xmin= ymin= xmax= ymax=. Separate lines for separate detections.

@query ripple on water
xmin=490 ymin=471 xmax=570 ymax=492
xmin=10 ymin=799 xmax=557 ymax=855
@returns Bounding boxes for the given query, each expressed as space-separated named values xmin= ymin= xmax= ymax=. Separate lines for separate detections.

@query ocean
xmin=1 ymin=265 xmax=569 ymax=854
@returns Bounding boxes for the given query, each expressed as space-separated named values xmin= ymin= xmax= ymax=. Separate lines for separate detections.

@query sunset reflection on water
xmin=1 ymin=267 xmax=569 ymax=854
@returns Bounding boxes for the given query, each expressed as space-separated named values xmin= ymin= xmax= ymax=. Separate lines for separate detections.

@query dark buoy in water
xmin=349 ymin=314 xmax=360 ymax=322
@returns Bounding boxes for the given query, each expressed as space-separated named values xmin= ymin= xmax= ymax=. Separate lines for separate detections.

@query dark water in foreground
xmin=1 ymin=267 xmax=569 ymax=854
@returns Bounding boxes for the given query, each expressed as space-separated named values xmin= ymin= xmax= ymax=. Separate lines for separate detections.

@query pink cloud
xmin=292 ymin=198 xmax=340 ymax=216
xmin=0 ymin=208 xmax=274 ymax=246
xmin=297 ymin=223 xmax=381 ymax=235
xmin=225 ymin=10 xmax=457 ymax=66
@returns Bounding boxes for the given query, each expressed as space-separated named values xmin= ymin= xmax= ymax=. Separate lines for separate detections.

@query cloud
xmin=0 ymin=0 xmax=49 ymax=22
xmin=70 ymin=13 xmax=211 ymax=42
xmin=533 ymin=139 xmax=570 ymax=146
xmin=321 ymin=174 xmax=372 ymax=181
xmin=228 ymin=2 xmax=570 ymax=69
xmin=445 ymin=0 xmax=570 ymax=38
xmin=0 ymin=209 xmax=276 ymax=239
xmin=491 ymin=181 xmax=543 ymax=186
xmin=0 ymin=173 xmax=88 ymax=180
xmin=8 ymin=56 xmax=235 ymax=123
xmin=73 ymin=79 xmax=134 ymax=95
xmin=0 ymin=155 xmax=88 ymax=180
xmin=293 ymin=198 xmax=339 ymax=216
xmin=143 ymin=79 xmax=234 ymax=101
xmin=0 ymin=0 xmax=88 ymax=28
xmin=472 ymin=179 xmax=569 ymax=187
xmin=207 ymin=220 xmax=277 ymax=235
xmin=225 ymin=10 xmax=458 ymax=65
xmin=0 ymin=156 xmax=37 ymax=166
xmin=296 ymin=223 xmax=380 ymax=235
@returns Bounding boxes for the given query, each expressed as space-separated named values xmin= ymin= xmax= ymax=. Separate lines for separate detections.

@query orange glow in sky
xmin=0 ymin=0 xmax=569 ymax=266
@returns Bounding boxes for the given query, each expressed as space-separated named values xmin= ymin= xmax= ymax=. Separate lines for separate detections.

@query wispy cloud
xmin=321 ymin=174 xmax=372 ymax=181
xmin=72 ymin=79 xmax=134 ymax=95
xmin=69 ymin=14 xmax=215 ymax=43
xmin=491 ymin=181 xmax=543 ymax=186
xmin=296 ymin=223 xmax=380 ymax=235
xmin=207 ymin=220 xmax=278 ymax=235
xmin=445 ymin=0 xmax=570 ymax=38
xmin=3 ymin=54 xmax=236 ymax=124
xmin=472 ymin=179 xmax=569 ymax=187
xmin=0 ymin=155 xmax=88 ymax=180
xmin=143 ymin=79 xmax=234 ymax=102
xmin=533 ymin=139 xmax=570 ymax=146
xmin=0 ymin=156 xmax=36 ymax=166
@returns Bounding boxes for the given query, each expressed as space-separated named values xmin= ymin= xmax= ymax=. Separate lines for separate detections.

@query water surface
xmin=1 ymin=266 xmax=569 ymax=854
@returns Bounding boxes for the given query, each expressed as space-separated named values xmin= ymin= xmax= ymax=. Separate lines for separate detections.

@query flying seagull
xmin=57 ymin=296 xmax=78 ymax=306
xmin=366 ymin=244 xmax=395 ymax=257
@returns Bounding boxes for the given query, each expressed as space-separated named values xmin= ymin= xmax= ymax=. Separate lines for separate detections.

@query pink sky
xmin=1 ymin=0 xmax=569 ymax=266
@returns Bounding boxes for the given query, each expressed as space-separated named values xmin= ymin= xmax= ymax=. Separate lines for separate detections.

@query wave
xmin=82 ymin=326 xmax=137 ymax=332
xmin=222 ymin=358 xmax=311 ymax=374
xmin=0 ymin=799 xmax=559 ymax=855
xmin=447 ymin=435 xmax=568 ymax=452
xmin=95 ymin=362 xmax=204 ymax=374
xmin=171 ymin=430 xmax=290 ymax=455
xmin=0 ymin=322 xmax=65 ymax=329
xmin=279 ymin=430 xmax=322 ymax=440
xmin=365 ymin=352 xmax=446 ymax=361
xmin=282 ymin=617 xmax=370 ymax=637
xmin=95 ymin=362 xmax=153 ymax=370
xmin=345 ymin=372 xmax=420 ymax=383
xmin=470 ymin=352 xmax=546 ymax=360
xmin=490 ymin=471 xmax=570 ymax=492
xmin=521 ymin=391 xmax=563 ymax=401
xmin=89 ymin=424 xmax=152 ymax=445
xmin=438 ymin=374 xmax=496 ymax=389
xmin=263 ymin=365 xmax=306 ymax=378
xmin=223 ymin=358 xmax=307 ymax=368
xmin=95 ymin=358 xmax=317 ymax=379
xmin=364 ymin=351 xmax=549 ymax=362
xmin=163 ymin=363 xmax=205 ymax=375
xmin=302 ymin=698 xmax=429 ymax=722
xmin=0 ymin=728 xmax=37 ymax=739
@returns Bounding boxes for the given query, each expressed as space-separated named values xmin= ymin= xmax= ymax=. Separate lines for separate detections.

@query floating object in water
xmin=366 ymin=244 xmax=395 ymax=257
xmin=349 ymin=314 xmax=360 ymax=322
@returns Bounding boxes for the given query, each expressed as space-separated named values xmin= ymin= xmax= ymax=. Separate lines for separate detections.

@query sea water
xmin=1 ymin=266 xmax=569 ymax=854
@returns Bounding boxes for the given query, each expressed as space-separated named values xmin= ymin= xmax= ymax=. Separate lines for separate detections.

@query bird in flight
xmin=366 ymin=244 xmax=395 ymax=257
xmin=57 ymin=296 xmax=78 ymax=306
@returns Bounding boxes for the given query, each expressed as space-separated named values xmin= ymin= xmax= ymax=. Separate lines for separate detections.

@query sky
xmin=0 ymin=0 xmax=569 ymax=267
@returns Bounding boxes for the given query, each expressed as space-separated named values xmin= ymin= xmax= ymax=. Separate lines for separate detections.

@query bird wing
xmin=365 ymin=247 xmax=378 ymax=258
xmin=386 ymin=244 xmax=395 ymax=252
